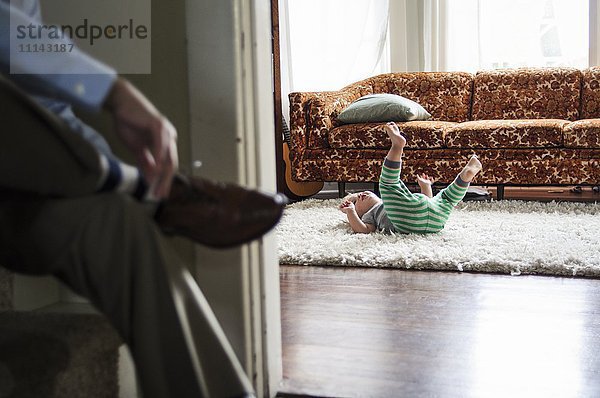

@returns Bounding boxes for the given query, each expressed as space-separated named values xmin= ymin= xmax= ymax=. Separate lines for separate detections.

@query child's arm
xmin=340 ymin=202 xmax=376 ymax=234
xmin=342 ymin=193 xmax=359 ymax=204
xmin=417 ymin=173 xmax=434 ymax=198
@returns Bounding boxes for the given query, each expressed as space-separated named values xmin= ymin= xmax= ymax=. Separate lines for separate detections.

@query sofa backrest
xmin=471 ymin=67 xmax=581 ymax=121
xmin=368 ymin=72 xmax=473 ymax=123
xmin=581 ymin=67 xmax=600 ymax=119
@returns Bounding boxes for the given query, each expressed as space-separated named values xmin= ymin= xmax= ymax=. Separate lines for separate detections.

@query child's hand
xmin=339 ymin=200 xmax=356 ymax=214
xmin=342 ymin=193 xmax=358 ymax=203
xmin=416 ymin=173 xmax=434 ymax=185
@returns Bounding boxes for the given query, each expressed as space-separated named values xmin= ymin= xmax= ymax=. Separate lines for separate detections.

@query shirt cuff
xmin=53 ymin=71 xmax=117 ymax=112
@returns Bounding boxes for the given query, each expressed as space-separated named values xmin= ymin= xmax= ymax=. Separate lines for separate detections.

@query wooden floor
xmin=279 ymin=265 xmax=600 ymax=398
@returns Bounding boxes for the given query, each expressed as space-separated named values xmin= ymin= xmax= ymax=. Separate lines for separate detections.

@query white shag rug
xmin=276 ymin=199 xmax=600 ymax=277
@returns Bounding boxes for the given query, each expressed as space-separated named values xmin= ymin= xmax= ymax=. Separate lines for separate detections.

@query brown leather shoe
xmin=155 ymin=174 xmax=287 ymax=248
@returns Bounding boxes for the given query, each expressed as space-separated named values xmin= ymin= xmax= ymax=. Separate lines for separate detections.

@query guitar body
xmin=282 ymin=142 xmax=323 ymax=200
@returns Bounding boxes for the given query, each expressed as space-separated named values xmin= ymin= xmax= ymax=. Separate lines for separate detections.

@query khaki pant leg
xmin=0 ymin=75 xmax=103 ymax=196
xmin=0 ymin=193 xmax=253 ymax=398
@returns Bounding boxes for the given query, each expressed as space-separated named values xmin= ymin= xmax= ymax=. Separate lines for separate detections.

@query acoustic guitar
xmin=282 ymin=117 xmax=323 ymax=200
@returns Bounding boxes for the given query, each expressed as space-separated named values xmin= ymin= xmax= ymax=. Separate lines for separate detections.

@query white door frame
xmin=184 ymin=0 xmax=282 ymax=396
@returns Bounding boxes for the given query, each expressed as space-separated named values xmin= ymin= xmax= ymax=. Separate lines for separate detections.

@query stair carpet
xmin=0 ymin=268 xmax=123 ymax=398
xmin=0 ymin=268 xmax=11 ymax=312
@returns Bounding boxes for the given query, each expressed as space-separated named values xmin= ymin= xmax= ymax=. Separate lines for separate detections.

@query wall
xmin=42 ymin=0 xmax=195 ymax=267
xmin=11 ymin=0 xmax=195 ymax=310
xmin=30 ymin=2 xmax=281 ymax=394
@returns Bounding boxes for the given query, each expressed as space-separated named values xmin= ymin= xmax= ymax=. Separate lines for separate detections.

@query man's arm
xmin=0 ymin=1 xmax=116 ymax=111
xmin=1 ymin=1 xmax=177 ymax=198
xmin=103 ymin=78 xmax=178 ymax=198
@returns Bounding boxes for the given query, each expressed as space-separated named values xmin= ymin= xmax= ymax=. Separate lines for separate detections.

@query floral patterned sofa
xmin=288 ymin=67 xmax=600 ymax=198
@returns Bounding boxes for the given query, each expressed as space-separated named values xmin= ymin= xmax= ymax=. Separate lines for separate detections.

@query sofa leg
xmin=496 ymin=185 xmax=505 ymax=200
xmin=338 ymin=182 xmax=346 ymax=198
xmin=373 ymin=183 xmax=380 ymax=197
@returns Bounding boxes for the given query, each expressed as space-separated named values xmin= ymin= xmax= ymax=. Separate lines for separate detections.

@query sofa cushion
xmin=581 ymin=67 xmax=600 ymax=118
xmin=337 ymin=94 xmax=431 ymax=124
xmin=368 ymin=72 xmax=474 ymax=122
xmin=328 ymin=121 xmax=455 ymax=150
xmin=563 ymin=119 xmax=600 ymax=148
xmin=471 ymin=68 xmax=581 ymax=121
xmin=445 ymin=119 xmax=567 ymax=149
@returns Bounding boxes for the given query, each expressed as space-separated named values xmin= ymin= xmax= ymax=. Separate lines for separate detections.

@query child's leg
xmin=380 ymin=123 xmax=427 ymax=233
xmin=380 ymin=122 xmax=411 ymax=198
xmin=436 ymin=155 xmax=483 ymax=206
xmin=459 ymin=155 xmax=483 ymax=185
xmin=384 ymin=122 xmax=405 ymax=163
xmin=426 ymin=157 xmax=481 ymax=231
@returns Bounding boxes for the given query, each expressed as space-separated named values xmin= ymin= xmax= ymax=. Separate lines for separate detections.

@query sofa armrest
xmin=288 ymin=92 xmax=314 ymax=155
xmin=307 ymin=91 xmax=360 ymax=148
xmin=290 ymin=84 xmax=372 ymax=152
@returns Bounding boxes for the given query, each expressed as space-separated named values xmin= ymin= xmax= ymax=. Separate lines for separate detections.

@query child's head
xmin=353 ymin=191 xmax=382 ymax=217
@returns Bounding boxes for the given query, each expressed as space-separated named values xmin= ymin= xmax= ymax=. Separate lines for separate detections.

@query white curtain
xmin=390 ymin=0 xmax=454 ymax=72
xmin=279 ymin=0 xmax=390 ymax=121
xmin=422 ymin=0 xmax=448 ymax=72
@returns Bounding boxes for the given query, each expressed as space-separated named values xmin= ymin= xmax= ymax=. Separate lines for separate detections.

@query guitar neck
xmin=282 ymin=116 xmax=292 ymax=145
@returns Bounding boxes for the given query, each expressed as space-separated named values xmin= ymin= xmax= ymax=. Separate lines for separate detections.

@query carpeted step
xmin=0 ymin=311 xmax=122 ymax=398
xmin=0 ymin=268 xmax=62 ymax=311
xmin=0 ymin=268 xmax=12 ymax=311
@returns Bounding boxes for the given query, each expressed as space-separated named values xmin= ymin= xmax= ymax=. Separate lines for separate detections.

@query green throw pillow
xmin=337 ymin=93 xmax=431 ymax=124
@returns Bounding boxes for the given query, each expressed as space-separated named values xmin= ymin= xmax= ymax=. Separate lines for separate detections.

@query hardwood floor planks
xmin=279 ymin=265 xmax=600 ymax=397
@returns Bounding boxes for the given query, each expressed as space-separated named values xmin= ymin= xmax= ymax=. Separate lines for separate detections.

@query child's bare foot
xmin=384 ymin=122 xmax=406 ymax=149
xmin=459 ymin=155 xmax=483 ymax=183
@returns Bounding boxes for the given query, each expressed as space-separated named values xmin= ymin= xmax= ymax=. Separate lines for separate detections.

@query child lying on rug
xmin=339 ymin=122 xmax=482 ymax=234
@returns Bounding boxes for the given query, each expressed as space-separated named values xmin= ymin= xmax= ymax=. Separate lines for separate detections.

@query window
xmin=284 ymin=0 xmax=389 ymax=91
xmin=445 ymin=0 xmax=589 ymax=72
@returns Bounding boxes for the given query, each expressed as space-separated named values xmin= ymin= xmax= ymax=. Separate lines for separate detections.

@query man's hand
xmin=103 ymin=78 xmax=178 ymax=199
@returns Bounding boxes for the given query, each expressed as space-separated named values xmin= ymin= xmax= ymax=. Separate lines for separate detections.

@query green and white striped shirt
xmin=378 ymin=164 xmax=468 ymax=234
